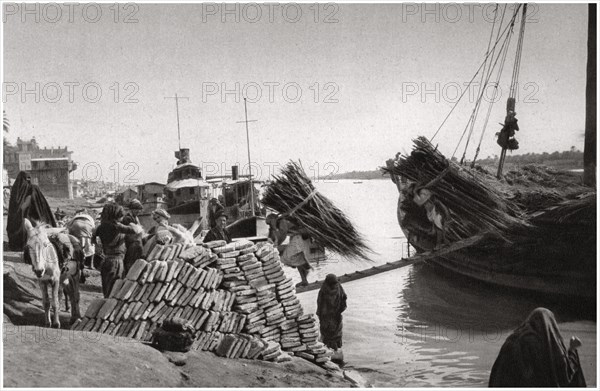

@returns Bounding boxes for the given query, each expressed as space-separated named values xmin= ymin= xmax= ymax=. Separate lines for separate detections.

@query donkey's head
xmin=23 ymin=218 xmax=57 ymax=278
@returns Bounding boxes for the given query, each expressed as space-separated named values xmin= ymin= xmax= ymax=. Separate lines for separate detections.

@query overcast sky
xmin=3 ymin=2 xmax=590 ymax=184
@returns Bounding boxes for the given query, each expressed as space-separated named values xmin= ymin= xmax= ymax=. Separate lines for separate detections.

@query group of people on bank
xmin=5 ymin=170 xmax=588 ymax=386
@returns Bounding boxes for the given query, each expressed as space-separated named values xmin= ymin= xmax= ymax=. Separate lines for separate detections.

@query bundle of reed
xmin=262 ymin=161 xmax=372 ymax=261
xmin=383 ymin=137 xmax=528 ymax=240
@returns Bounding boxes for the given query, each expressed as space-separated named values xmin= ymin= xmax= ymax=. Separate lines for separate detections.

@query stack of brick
xmin=71 ymin=240 xmax=336 ymax=369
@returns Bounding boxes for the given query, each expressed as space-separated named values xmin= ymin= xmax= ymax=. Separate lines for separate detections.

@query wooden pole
xmin=584 ymin=4 xmax=596 ymax=186
xmin=237 ymin=98 xmax=258 ymax=217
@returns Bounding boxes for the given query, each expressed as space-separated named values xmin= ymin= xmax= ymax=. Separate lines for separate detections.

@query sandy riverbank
xmin=3 ymin=255 xmax=355 ymax=388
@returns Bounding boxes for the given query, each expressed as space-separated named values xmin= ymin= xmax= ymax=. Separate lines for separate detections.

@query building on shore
xmin=3 ymin=137 xmax=77 ymax=199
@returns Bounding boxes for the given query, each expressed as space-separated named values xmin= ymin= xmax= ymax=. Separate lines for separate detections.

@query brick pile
xmin=72 ymin=240 xmax=337 ymax=368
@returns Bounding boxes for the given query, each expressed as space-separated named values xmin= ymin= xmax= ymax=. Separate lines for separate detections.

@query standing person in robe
xmin=67 ymin=210 xmax=96 ymax=268
xmin=267 ymin=213 xmax=313 ymax=287
xmin=7 ymin=171 xmax=57 ymax=250
xmin=207 ymin=197 xmax=224 ymax=229
xmin=317 ymin=274 xmax=348 ymax=353
xmin=93 ymin=203 xmax=141 ymax=298
xmin=203 ymin=210 xmax=232 ymax=243
xmin=122 ymin=199 xmax=144 ymax=276
xmin=489 ymin=307 xmax=586 ymax=387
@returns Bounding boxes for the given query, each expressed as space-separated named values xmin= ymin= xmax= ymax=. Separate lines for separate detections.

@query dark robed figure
xmin=7 ymin=171 xmax=57 ymax=250
xmin=489 ymin=307 xmax=586 ymax=387
xmin=316 ymin=274 xmax=347 ymax=350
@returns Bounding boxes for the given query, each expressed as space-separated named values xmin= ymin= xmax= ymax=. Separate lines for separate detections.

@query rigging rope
xmin=459 ymin=4 xmax=500 ymax=165
xmin=471 ymin=5 xmax=515 ymax=167
xmin=510 ymin=4 xmax=528 ymax=100
xmin=452 ymin=5 xmax=521 ymax=160
xmin=431 ymin=6 xmax=522 ymax=143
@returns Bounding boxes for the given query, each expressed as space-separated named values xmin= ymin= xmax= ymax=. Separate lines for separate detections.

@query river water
xmin=286 ymin=179 xmax=596 ymax=387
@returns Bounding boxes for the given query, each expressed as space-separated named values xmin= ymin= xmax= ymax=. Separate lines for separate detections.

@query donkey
xmin=23 ymin=218 xmax=82 ymax=328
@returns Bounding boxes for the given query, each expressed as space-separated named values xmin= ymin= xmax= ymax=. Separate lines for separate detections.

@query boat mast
xmin=584 ymin=4 xmax=596 ymax=186
xmin=497 ymin=4 xmax=527 ymax=179
xmin=237 ymin=98 xmax=258 ymax=216
xmin=165 ymin=93 xmax=189 ymax=151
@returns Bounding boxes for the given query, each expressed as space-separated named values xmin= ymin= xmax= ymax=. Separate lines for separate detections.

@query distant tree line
xmin=326 ymin=147 xmax=584 ymax=180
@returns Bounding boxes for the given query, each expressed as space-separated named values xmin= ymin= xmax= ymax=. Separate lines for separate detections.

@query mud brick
xmin=213 ymin=273 xmax=223 ymax=288
xmin=141 ymin=302 xmax=156 ymax=320
xmin=210 ymin=290 xmax=224 ymax=311
xmin=183 ymin=264 xmax=200 ymax=286
xmin=223 ymin=275 xmax=245 ymax=283
xmin=192 ymin=269 xmax=207 ymax=290
xmin=165 ymin=281 xmax=183 ymax=302
xmin=282 ymin=297 xmax=300 ymax=307
xmin=235 ymin=295 xmax=258 ymax=305
xmin=240 ymin=337 xmax=254 ymax=359
xmin=147 ymin=282 xmax=163 ymax=303
xmin=267 ymin=274 xmax=286 ymax=284
xmin=239 ymin=245 xmax=258 ymax=255
xmin=155 ymin=245 xmax=169 ymax=261
xmin=265 ymin=267 xmax=284 ymax=277
xmin=219 ymin=249 xmax=241 ymax=258
xmin=97 ymin=298 xmax=119 ymax=320
xmin=83 ymin=298 xmax=105 ymax=318
xmin=286 ymin=309 xmax=303 ymax=319
xmin=108 ymin=300 xmax=124 ymax=323
xmin=257 ymin=296 xmax=276 ymax=308
xmin=194 ymin=310 xmax=210 ymax=330
xmin=197 ymin=289 xmax=210 ymax=310
xmin=204 ymin=240 xmax=227 ymax=249
xmin=103 ymin=321 xmax=116 ymax=335
xmin=208 ymin=332 xmax=224 ymax=352
xmin=125 ymin=321 xmax=140 ymax=339
xmin=262 ymin=261 xmax=281 ymax=272
xmin=247 ymin=339 xmax=266 ymax=359
xmin=277 ymin=278 xmax=294 ymax=289
xmin=298 ymin=318 xmax=315 ymax=327
xmin=114 ymin=280 xmax=134 ymax=300
xmin=115 ymin=321 xmax=128 ymax=337
xmin=213 ymin=242 xmax=236 ymax=254
xmin=130 ymin=300 xmax=148 ymax=320
xmin=171 ymin=306 xmax=184 ymax=319
xmin=224 ymin=291 xmax=236 ymax=311
xmin=221 ymin=280 xmax=246 ymax=289
xmin=156 ymin=305 xmax=173 ymax=323
xmin=202 ymin=311 xmax=218 ymax=332
xmin=191 ymin=288 xmax=206 ymax=308
xmin=208 ymin=269 xmax=222 ymax=289
xmin=181 ymin=288 xmax=198 ymax=307
xmin=256 ymin=289 xmax=276 ymax=298
xmin=222 ymin=267 xmax=241 ymax=275
xmin=137 ymin=283 xmax=152 ymax=304
xmin=262 ymin=341 xmax=281 ymax=356
xmin=205 ymin=268 xmax=219 ymax=289
xmin=176 ymin=263 xmax=192 ymax=284
xmin=148 ymin=301 xmax=166 ymax=320
xmin=277 ymin=286 xmax=295 ymax=297
xmin=200 ymin=268 xmax=214 ymax=289
xmin=256 ymin=283 xmax=276 ymax=293
xmin=216 ymin=334 xmax=237 ymax=357
xmin=280 ymin=319 xmax=298 ymax=330
xmin=235 ymin=287 xmax=257 ymax=297
xmin=217 ymin=257 xmax=237 ymax=266
xmin=162 ymin=246 xmax=175 ymax=262
xmin=189 ymin=307 xmax=203 ymax=325
xmin=142 ymin=260 xmax=159 ymax=283
xmin=259 ymin=324 xmax=279 ymax=336
xmin=295 ymin=352 xmax=315 ymax=361
xmin=164 ymin=260 xmax=177 ymax=283
xmin=180 ymin=305 xmax=193 ymax=320
xmin=124 ymin=259 xmax=147 ymax=280
xmin=234 ymin=314 xmax=247 ymax=333
xmin=131 ymin=283 xmax=148 ymax=302
xmin=172 ymin=286 xmax=190 ymax=306
xmin=147 ymin=244 xmax=163 ymax=260
xmin=243 ymin=268 xmax=264 ymax=279
xmin=195 ymin=255 xmax=216 ymax=269
xmin=82 ymin=318 xmax=97 ymax=332
xmin=229 ymin=284 xmax=252 ymax=292
xmin=281 ymin=338 xmax=302 ymax=348
xmin=150 ymin=261 xmax=166 ymax=283
xmin=238 ymin=255 xmax=259 ymax=266
xmin=123 ymin=301 xmax=141 ymax=320
xmin=246 ymin=308 xmax=265 ymax=322
xmin=71 ymin=318 xmax=87 ymax=331
xmin=108 ymin=279 xmax=125 ymax=299
xmin=90 ymin=318 xmax=104 ymax=333
xmin=248 ymin=278 xmax=270 ymax=289
xmin=261 ymin=299 xmax=281 ymax=310
xmin=297 ymin=314 xmax=315 ymax=324
xmin=171 ymin=259 xmax=186 ymax=280
xmin=299 ymin=325 xmax=318 ymax=334
xmin=156 ymin=261 xmax=169 ymax=282
xmin=235 ymin=302 xmax=259 ymax=314
xmin=185 ymin=269 xmax=201 ymax=288
xmin=172 ymin=244 xmax=184 ymax=259
xmin=245 ymin=324 xmax=265 ymax=335
xmin=152 ymin=284 xmax=169 ymax=304
xmin=231 ymin=338 xmax=246 ymax=359
xmin=217 ymin=313 xmax=232 ymax=332
xmin=112 ymin=302 xmax=128 ymax=323
xmin=265 ymin=305 xmax=284 ymax=317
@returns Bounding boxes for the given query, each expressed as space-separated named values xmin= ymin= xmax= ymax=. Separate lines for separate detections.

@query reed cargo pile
xmin=263 ymin=161 xmax=372 ymax=260
xmin=383 ymin=137 xmax=529 ymax=241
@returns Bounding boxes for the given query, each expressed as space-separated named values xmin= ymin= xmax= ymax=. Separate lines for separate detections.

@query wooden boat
xmin=385 ymin=5 xmax=596 ymax=304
